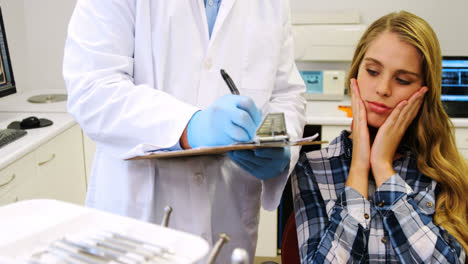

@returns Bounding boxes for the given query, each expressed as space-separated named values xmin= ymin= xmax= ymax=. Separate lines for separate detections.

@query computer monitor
xmin=0 ymin=6 xmax=15 ymax=98
xmin=441 ymin=56 xmax=468 ymax=117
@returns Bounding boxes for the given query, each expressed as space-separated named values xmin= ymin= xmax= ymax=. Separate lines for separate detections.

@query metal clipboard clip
xmin=254 ymin=112 xmax=290 ymax=144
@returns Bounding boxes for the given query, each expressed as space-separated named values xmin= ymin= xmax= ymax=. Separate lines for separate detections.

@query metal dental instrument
xmin=105 ymin=231 xmax=174 ymax=255
xmin=90 ymin=236 xmax=180 ymax=264
xmin=101 ymin=232 xmax=188 ymax=263
xmin=99 ymin=234 xmax=166 ymax=257
xmin=161 ymin=206 xmax=173 ymax=227
xmin=50 ymin=242 xmax=105 ymax=264
xmin=75 ymin=238 xmax=147 ymax=264
xmin=46 ymin=248 xmax=84 ymax=264
xmin=87 ymin=238 xmax=148 ymax=261
xmin=29 ymin=249 xmax=79 ymax=264
xmin=206 ymin=233 xmax=230 ymax=264
xmin=59 ymin=239 xmax=135 ymax=264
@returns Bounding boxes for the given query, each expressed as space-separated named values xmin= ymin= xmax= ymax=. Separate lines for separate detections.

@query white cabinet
xmin=0 ymin=152 xmax=36 ymax=206
xmin=34 ymin=124 xmax=87 ymax=204
xmin=0 ymin=124 xmax=87 ymax=206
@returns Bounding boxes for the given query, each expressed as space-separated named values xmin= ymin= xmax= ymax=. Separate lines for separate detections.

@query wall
xmin=0 ymin=0 xmax=76 ymax=93
xmin=0 ymin=0 xmax=28 ymax=92
xmin=23 ymin=0 xmax=76 ymax=92
xmin=2 ymin=1 xmax=468 ymax=94
xmin=291 ymin=0 xmax=468 ymax=56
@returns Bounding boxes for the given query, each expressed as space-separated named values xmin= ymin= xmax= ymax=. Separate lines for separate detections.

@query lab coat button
xmin=205 ymin=59 xmax=212 ymax=70
xmin=194 ymin=172 xmax=204 ymax=185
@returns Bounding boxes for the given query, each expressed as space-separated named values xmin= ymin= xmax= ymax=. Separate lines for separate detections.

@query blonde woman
xmin=293 ymin=11 xmax=467 ymax=263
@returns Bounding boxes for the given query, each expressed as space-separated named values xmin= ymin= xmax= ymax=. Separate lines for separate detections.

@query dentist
xmin=63 ymin=0 xmax=306 ymax=262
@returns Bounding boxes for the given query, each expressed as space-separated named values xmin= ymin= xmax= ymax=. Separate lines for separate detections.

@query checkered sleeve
xmin=293 ymin=154 xmax=371 ymax=263
xmin=374 ymin=173 xmax=466 ymax=263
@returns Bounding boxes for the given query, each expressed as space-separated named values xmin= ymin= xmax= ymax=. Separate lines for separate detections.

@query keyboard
xmin=0 ymin=129 xmax=27 ymax=148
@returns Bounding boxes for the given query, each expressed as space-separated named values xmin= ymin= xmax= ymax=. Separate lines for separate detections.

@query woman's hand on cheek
xmin=371 ymin=86 xmax=428 ymax=187
xmin=347 ymin=78 xmax=371 ymax=198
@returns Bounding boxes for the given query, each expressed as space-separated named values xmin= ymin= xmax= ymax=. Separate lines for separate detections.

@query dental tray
xmin=0 ymin=199 xmax=209 ymax=263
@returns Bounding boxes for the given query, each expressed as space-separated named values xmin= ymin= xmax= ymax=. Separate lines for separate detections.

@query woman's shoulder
xmin=294 ymin=131 xmax=351 ymax=205
xmin=296 ymin=130 xmax=351 ymax=181
xmin=299 ymin=130 xmax=351 ymax=161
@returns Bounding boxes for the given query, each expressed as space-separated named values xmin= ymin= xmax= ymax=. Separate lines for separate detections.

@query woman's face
xmin=356 ymin=31 xmax=424 ymax=128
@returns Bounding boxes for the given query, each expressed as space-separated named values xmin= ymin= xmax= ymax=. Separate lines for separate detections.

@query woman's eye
xmin=367 ymin=69 xmax=378 ymax=76
xmin=396 ymin=78 xmax=411 ymax=85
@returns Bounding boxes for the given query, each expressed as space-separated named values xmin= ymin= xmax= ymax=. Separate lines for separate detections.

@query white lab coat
xmin=63 ymin=0 xmax=306 ymax=262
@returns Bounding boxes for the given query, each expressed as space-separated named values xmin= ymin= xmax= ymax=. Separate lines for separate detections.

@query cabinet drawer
xmin=0 ymin=153 xmax=36 ymax=205
xmin=34 ymin=124 xmax=86 ymax=205
xmin=0 ymin=180 xmax=37 ymax=206
xmin=0 ymin=191 xmax=19 ymax=206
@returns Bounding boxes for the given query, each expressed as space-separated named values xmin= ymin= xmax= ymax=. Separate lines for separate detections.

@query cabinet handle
xmin=38 ymin=154 xmax=56 ymax=166
xmin=0 ymin=174 xmax=16 ymax=188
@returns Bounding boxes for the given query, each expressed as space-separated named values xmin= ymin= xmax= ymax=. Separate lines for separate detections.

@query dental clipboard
xmin=126 ymin=113 xmax=326 ymax=160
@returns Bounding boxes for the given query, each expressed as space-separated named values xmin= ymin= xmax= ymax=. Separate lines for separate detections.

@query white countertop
xmin=0 ymin=89 xmax=68 ymax=113
xmin=0 ymin=89 xmax=75 ymax=170
xmin=306 ymin=97 xmax=468 ymax=128
xmin=0 ymin=113 xmax=76 ymax=170
xmin=306 ymin=98 xmax=352 ymax=126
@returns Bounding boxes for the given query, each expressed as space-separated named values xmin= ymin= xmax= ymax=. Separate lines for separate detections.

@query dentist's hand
xmin=228 ymin=147 xmax=291 ymax=180
xmin=187 ymin=95 xmax=262 ymax=148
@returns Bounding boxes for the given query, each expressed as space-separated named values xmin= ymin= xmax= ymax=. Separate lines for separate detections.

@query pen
xmin=220 ymin=69 xmax=240 ymax=95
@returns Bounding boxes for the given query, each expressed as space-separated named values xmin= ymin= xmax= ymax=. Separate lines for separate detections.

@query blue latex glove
xmin=227 ymin=147 xmax=291 ymax=180
xmin=187 ymin=95 xmax=262 ymax=148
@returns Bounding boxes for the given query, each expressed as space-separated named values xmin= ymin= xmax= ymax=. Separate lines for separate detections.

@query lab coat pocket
xmin=241 ymin=23 xmax=281 ymax=92
xmin=241 ymin=23 xmax=281 ymax=108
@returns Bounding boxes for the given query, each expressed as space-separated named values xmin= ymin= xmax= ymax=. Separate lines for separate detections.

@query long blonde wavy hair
xmin=347 ymin=11 xmax=468 ymax=254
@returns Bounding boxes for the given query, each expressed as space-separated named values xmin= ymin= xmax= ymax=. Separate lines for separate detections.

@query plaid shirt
xmin=292 ymin=130 xmax=466 ymax=263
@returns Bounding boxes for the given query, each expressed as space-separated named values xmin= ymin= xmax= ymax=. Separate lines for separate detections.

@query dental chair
xmin=281 ymin=212 xmax=300 ymax=264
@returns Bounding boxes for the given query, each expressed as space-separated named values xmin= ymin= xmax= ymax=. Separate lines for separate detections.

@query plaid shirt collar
xmin=326 ymin=130 xmax=414 ymax=162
